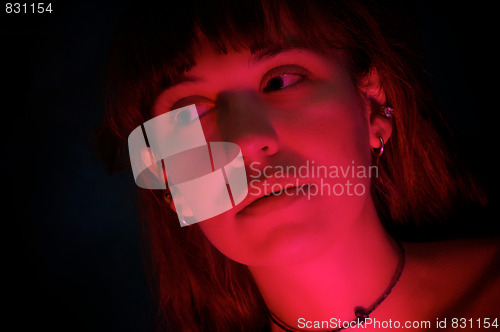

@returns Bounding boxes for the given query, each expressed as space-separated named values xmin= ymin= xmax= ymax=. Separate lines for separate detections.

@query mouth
xmin=236 ymin=183 xmax=312 ymax=216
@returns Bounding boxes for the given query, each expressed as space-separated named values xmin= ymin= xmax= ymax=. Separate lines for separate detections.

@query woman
xmin=95 ymin=0 xmax=498 ymax=330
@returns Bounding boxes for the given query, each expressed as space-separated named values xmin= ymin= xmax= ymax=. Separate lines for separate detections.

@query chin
xmin=199 ymin=193 xmax=366 ymax=267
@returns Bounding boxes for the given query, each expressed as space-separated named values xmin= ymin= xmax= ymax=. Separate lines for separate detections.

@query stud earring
xmin=380 ymin=106 xmax=394 ymax=119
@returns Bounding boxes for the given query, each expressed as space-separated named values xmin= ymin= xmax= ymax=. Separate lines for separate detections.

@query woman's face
xmin=153 ymin=44 xmax=376 ymax=267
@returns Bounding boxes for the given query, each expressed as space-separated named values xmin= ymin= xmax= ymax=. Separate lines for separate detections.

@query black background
xmin=1 ymin=1 xmax=497 ymax=331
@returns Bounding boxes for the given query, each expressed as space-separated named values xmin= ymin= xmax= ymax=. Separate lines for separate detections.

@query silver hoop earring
xmin=373 ymin=135 xmax=385 ymax=158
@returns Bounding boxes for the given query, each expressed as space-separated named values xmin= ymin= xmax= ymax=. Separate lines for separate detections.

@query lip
xmin=235 ymin=180 xmax=312 ymax=217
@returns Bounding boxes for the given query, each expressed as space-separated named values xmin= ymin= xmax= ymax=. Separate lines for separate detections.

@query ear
xmin=359 ymin=68 xmax=393 ymax=150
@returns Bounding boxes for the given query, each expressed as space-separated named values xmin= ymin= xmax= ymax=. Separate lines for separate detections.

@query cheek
xmin=278 ymin=82 xmax=371 ymax=165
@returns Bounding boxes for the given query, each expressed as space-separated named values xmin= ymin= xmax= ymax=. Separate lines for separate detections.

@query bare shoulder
xmin=403 ymin=236 xmax=500 ymax=264
xmin=402 ymin=236 xmax=500 ymax=317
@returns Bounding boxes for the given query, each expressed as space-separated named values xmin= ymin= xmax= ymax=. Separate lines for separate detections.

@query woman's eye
xmin=261 ymin=65 xmax=309 ymax=93
xmin=263 ymin=73 xmax=304 ymax=93
xmin=170 ymin=99 xmax=216 ymax=125
xmin=174 ymin=106 xmax=198 ymax=124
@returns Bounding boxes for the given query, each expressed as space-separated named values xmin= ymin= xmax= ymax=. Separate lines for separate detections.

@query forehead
xmin=186 ymin=45 xmax=320 ymax=79
xmin=176 ymin=37 xmax=344 ymax=82
xmin=162 ymin=19 xmax=342 ymax=85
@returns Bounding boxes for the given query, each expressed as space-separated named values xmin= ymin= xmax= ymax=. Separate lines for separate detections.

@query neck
xmin=248 ymin=198 xmax=401 ymax=331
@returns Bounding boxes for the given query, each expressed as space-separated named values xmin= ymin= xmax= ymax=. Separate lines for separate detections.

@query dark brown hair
xmin=94 ymin=1 xmax=486 ymax=330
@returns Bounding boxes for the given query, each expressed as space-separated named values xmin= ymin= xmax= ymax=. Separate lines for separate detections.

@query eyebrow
xmin=249 ymin=43 xmax=311 ymax=64
xmin=167 ymin=74 xmax=202 ymax=89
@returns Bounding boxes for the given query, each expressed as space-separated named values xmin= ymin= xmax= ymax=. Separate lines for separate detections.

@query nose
xmin=216 ymin=91 xmax=279 ymax=163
